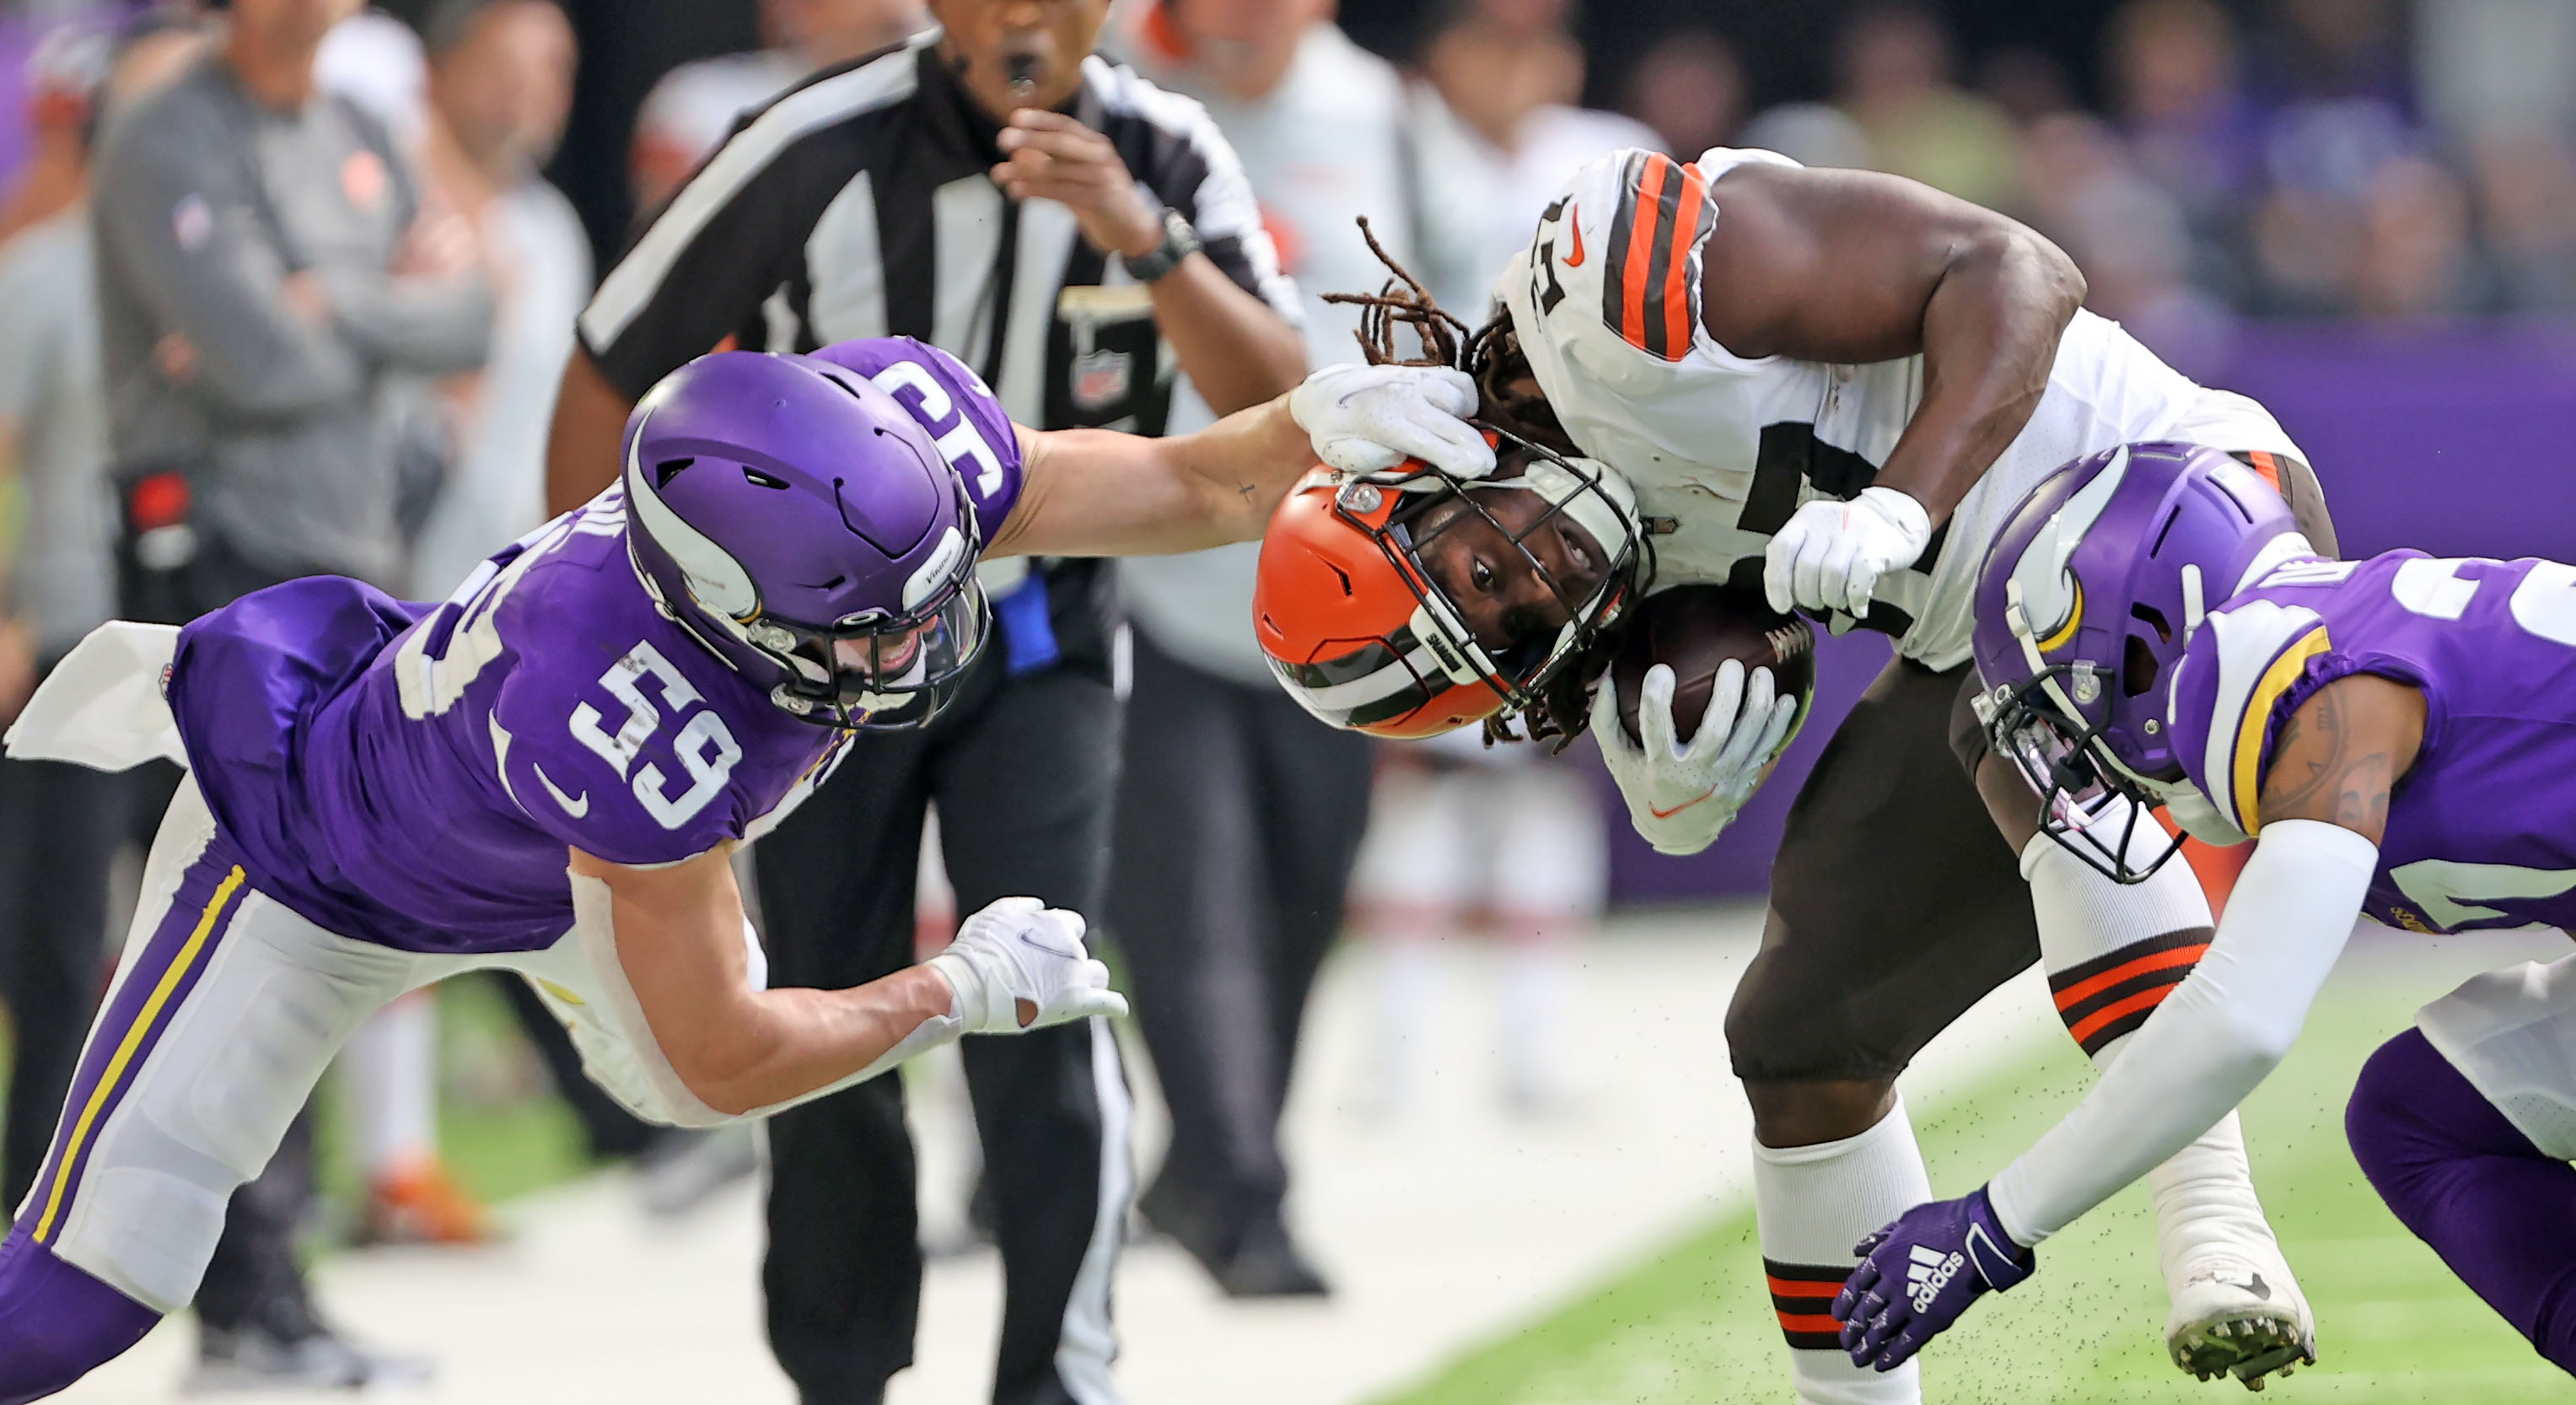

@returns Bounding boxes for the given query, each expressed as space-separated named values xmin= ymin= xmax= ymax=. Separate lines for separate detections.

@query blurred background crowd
xmin=0 ymin=0 xmax=2568 ymax=1396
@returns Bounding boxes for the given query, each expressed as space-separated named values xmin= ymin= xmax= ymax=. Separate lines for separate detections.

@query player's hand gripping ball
xmin=928 ymin=897 xmax=1127 ymax=1033
xmin=1834 ymin=1187 xmax=2035 ymax=1372
xmin=1590 ymin=586 xmax=1813 ymax=856
xmin=1288 ymin=363 xmax=1496 ymax=485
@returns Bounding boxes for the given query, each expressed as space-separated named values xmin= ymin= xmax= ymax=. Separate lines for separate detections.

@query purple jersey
xmin=167 ymin=338 xmax=1021 ymax=954
xmin=2170 ymin=549 xmax=2576 ymax=934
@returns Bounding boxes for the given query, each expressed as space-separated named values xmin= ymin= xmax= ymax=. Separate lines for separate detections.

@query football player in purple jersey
xmin=0 ymin=337 xmax=1445 ymax=1402
xmin=1831 ymin=440 xmax=2576 ymax=1381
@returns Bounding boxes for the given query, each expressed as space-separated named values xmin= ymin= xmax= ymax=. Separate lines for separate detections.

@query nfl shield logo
xmin=1072 ymin=349 xmax=1132 ymax=412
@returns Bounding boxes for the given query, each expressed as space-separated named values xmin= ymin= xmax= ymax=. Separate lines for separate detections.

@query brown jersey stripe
xmin=1659 ymin=163 xmax=1709 ymax=358
xmin=1617 ymin=154 xmax=1673 ymax=353
xmin=1599 ymin=151 xmax=1644 ymax=338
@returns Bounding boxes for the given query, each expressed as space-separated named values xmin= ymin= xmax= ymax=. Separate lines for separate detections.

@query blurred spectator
xmin=1832 ymin=3 xmax=2022 ymax=213
xmin=90 ymin=0 xmax=492 ymax=1381
xmin=1619 ymin=28 xmax=1742 ymax=159
xmin=2022 ymin=111 xmax=2235 ymax=378
xmin=317 ymin=7 xmax=430 ymax=148
xmin=2248 ymin=0 xmax=2413 ymax=110
xmin=0 ymin=12 xmax=121 ymax=1241
xmin=1350 ymin=735 xmax=1604 ymax=1114
xmin=2468 ymin=127 xmax=2576 ymax=314
xmin=1736 ymin=101 xmax=1873 ymax=170
xmin=412 ymin=0 xmax=584 ymax=595
xmin=1112 ymin=0 xmax=1489 ymax=1299
xmin=1418 ymin=1 xmax=1661 ymax=277
xmin=2105 ymin=0 xmax=2261 ymax=299
xmin=2351 ymin=154 xmax=2484 ymax=320
xmin=628 ymin=0 xmax=928 ymax=212
xmin=1977 ymin=46 xmax=2073 ymax=128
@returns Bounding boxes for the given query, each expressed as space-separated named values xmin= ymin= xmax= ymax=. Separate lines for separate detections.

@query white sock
xmin=345 ymin=990 xmax=438 ymax=1178
xmin=1752 ymin=1095 xmax=1932 ymax=1405
xmin=2024 ymin=825 xmax=2288 ymax=1289
xmin=1375 ymin=931 xmax=1443 ymax=1109
xmin=1496 ymin=934 xmax=1569 ymax=1105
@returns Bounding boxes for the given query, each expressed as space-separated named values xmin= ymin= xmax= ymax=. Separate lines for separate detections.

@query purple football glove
xmin=1832 ymin=1186 xmax=2035 ymax=1371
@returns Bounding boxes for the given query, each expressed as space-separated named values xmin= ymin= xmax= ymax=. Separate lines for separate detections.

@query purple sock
xmin=0 ymin=1222 xmax=161 ymax=1404
xmin=2347 ymin=1026 xmax=2576 ymax=1376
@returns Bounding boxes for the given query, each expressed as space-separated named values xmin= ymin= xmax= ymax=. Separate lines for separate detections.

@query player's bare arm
xmin=987 ymin=393 xmax=1318 ymax=558
xmin=1701 ymin=163 xmax=2085 ymax=525
xmin=2252 ymin=673 xmax=2427 ymax=842
xmin=576 ymin=847 xmax=956 ymax=1117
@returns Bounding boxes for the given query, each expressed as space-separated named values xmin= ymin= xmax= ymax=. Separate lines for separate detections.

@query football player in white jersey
xmin=1268 ymin=148 xmax=2339 ymax=1399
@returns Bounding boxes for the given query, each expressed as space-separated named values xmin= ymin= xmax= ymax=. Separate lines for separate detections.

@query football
xmin=1609 ymin=585 xmax=1818 ymax=746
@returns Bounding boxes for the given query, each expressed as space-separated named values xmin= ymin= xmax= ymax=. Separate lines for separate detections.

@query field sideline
xmin=1375 ymin=930 xmax=2576 ymax=1405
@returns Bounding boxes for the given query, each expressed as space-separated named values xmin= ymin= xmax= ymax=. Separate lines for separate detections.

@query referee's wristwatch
xmin=1121 ymin=208 xmax=1202 ymax=283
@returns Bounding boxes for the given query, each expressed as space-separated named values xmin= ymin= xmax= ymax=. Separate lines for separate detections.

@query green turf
xmin=1375 ymin=966 xmax=2573 ymax=1405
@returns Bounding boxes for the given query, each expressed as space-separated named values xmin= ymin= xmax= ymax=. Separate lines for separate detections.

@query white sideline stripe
xmin=579 ymin=43 xmax=925 ymax=351
xmin=1057 ymin=1015 xmax=1133 ymax=1405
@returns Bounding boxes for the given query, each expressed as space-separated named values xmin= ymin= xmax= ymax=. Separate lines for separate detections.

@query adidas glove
xmin=927 ymin=897 xmax=1127 ymax=1033
xmin=1834 ymin=1187 xmax=2035 ymax=1372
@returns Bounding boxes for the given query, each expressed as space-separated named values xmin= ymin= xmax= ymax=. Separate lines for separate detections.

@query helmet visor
xmin=767 ymin=580 xmax=990 ymax=729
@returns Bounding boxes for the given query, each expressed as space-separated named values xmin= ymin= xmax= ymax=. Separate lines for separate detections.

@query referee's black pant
xmin=0 ymin=664 xmax=121 ymax=1213
xmin=751 ymin=651 xmax=1128 ymax=1405
xmin=1107 ymin=633 xmax=1372 ymax=1258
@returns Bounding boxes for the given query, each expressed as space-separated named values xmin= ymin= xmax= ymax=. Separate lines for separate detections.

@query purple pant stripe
xmin=16 ymin=840 xmax=250 ymax=1243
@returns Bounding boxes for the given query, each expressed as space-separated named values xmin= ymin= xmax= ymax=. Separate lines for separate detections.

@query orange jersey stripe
xmin=1767 ymin=1275 xmax=1840 ymax=1299
xmin=2052 ymin=943 xmax=2207 ymax=1013
xmin=1662 ymin=164 xmax=1706 ymax=354
xmin=2067 ymin=983 xmax=2183 ymax=1047
xmin=1777 ymin=1311 xmax=1843 ymax=1334
xmin=1620 ymin=156 xmax=1671 ymax=353
xmin=2245 ymin=450 xmax=2283 ymax=491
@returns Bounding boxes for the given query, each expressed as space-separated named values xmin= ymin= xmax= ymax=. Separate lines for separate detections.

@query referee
xmin=541 ymin=3 xmax=1304 ymax=1402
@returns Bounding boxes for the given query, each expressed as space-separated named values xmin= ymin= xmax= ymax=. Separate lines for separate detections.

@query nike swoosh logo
xmin=1563 ymin=208 xmax=1585 ymax=266
xmin=532 ymin=762 xmax=589 ymax=818
xmin=1015 ymin=928 xmax=1080 ymax=959
xmin=1648 ymin=787 xmax=1718 ymax=821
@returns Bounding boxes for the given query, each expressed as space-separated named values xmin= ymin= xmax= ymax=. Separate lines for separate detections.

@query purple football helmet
xmin=1969 ymin=441 xmax=2319 ymax=882
xmin=622 ymin=350 xmax=988 ymax=729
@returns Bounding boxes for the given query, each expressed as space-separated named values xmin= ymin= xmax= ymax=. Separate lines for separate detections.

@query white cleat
xmin=2164 ymin=1252 xmax=2316 ymax=1391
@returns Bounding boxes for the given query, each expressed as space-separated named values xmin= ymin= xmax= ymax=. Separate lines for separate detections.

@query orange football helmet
xmin=1253 ymin=430 xmax=1646 ymax=739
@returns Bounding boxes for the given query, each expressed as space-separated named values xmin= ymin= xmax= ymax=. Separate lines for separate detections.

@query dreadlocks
xmin=1322 ymin=219 xmax=1577 ymax=456
xmin=1320 ymin=220 xmax=1620 ymax=751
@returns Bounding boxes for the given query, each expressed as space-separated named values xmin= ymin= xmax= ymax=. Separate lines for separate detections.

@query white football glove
xmin=1762 ymin=486 xmax=1935 ymax=618
xmin=1288 ymin=363 xmax=1496 ymax=484
xmin=1591 ymin=659 xmax=1799 ymax=856
xmin=927 ymin=897 xmax=1127 ymax=1034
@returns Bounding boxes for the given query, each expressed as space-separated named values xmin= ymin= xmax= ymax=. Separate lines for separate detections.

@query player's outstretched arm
xmin=573 ymin=849 xmax=1122 ymax=1119
xmin=1833 ymin=676 xmax=2424 ymax=1370
xmin=989 ymin=363 xmax=1494 ymax=560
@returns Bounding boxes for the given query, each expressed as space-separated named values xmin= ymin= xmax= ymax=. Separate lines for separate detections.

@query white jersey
xmin=1500 ymin=146 xmax=2278 ymax=670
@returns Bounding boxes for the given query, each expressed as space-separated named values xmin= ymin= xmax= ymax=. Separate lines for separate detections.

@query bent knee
xmin=2347 ymin=1027 xmax=2536 ymax=1186
xmin=1742 ymin=1077 xmax=1898 ymax=1149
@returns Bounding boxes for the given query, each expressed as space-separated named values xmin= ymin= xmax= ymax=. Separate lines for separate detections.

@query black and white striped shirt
xmin=579 ymin=31 xmax=1298 ymax=433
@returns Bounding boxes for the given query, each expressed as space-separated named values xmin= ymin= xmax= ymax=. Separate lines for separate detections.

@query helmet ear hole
xmin=2122 ymin=633 xmax=2162 ymax=697
xmin=2130 ymin=601 xmax=2173 ymax=643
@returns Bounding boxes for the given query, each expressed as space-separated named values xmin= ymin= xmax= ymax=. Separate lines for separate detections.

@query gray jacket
xmin=91 ymin=57 xmax=493 ymax=589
